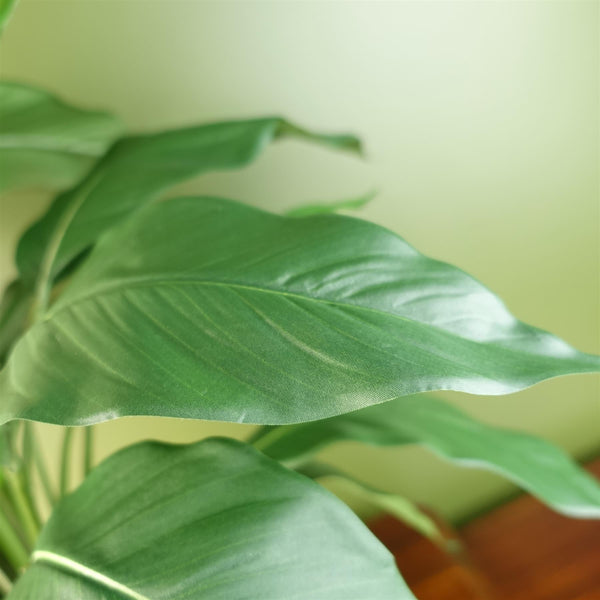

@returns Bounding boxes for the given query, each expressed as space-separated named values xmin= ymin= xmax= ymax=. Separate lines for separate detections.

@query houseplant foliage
xmin=0 ymin=82 xmax=121 ymax=193
xmin=0 ymin=80 xmax=598 ymax=599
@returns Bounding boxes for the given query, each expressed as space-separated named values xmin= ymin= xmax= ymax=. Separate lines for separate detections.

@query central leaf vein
xmin=32 ymin=551 xmax=150 ymax=600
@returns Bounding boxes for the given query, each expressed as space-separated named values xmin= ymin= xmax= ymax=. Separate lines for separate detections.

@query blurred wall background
xmin=0 ymin=0 xmax=598 ymax=522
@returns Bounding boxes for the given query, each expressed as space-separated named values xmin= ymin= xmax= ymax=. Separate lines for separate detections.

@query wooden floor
xmin=370 ymin=460 xmax=600 ymax=600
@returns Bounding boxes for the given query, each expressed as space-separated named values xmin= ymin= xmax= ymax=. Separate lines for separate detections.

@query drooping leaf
xmin=252 ymin=395 xmax=600 ymax=519
xmin=1 ymin=196 xmax=598 ymax=427
xmin=0 ymin=82 xmax=121 ymax=192
xmin=286 ymin=190 xmax=375 ymax=217
xmin=297 ymin=461 xmax=446 ymax=546
xmin=8 ymin=437 xmax=413 ymax=599
xmin=15 ymin=116 xmax=360 ymax=291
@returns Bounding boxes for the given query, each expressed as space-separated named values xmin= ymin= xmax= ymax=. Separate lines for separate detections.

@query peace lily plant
xmin=0 ymin=78 xmax=599 ymax=598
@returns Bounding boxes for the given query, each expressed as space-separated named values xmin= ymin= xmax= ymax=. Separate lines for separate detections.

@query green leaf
xmin=252 ymin=395 xmax=600 ymax=519
xmin=1 ymin=196 xmax=598 ymax=427
xmin=8 ymin=438 xmax=413 ymax=599
xmin=298 ymin=461 xmax=446 ymax=546
xmin=0 ymin=82 xmax=121 ymax=192
xmin=0 ymin=0 xmax=17 ymax=33
xmin=286 ymin=190 xmax=375 ymax=217
xmin=15 ymin=116 xmax=361 ymax=296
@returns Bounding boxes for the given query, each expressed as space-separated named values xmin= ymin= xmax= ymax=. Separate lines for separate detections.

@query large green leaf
xmin=15 ymin=116 xmax=360 ymax=293
xmin=252 ymin=395 xmax=600 ymax=519
xmin=8 ymin=437 xmax=413 ymax=599
xmin=0 ymin=82 xmax=121 ymax=192
xmin=1 ymin=196 xmax=598 ymax=427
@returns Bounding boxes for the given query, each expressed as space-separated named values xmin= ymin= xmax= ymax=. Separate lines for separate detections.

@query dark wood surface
xmin=371 ymin=459 xmax=600 ymax=599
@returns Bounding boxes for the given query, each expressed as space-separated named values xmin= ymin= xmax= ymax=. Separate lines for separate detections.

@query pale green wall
xmin=0 ymin=0 xmax=598 ymax=522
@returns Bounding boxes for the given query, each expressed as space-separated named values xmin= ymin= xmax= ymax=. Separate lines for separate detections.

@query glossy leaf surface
xmin=1 ymin=196 xmax=598 ymax=427
xmin=8 ymin=438 xmax=412 ymax=599
xmin=253 ymin=395 xmax=600 ymax=519
xmin=15 ymin=116 xmax=359 ymax=287
xmin=0 ymin=82 xmax=121 ymax=192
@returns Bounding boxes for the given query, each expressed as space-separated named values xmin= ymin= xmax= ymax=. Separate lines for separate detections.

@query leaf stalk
xmin=0 ymin=499 xmax=29 ymax=572
xmin=3 ymin=471 xmax=38 ymax=549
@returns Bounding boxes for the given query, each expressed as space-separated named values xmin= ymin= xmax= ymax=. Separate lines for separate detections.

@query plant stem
xmin=59 ymin=428 xmax=74 ymax=498
xmin=3 ymin=471 xmax=38 ymax=549
xmin=20 ymin=425 xmax=41 ymax=529
xmin=25 ymin=423 xmax=56 ymax=508
xmin=0 ymin=568 xmax=12 ymax=595
xmin=247 ymin=426 xmax=281 ymax=449
xmin=0 ymin=491 xmax=21 ymax=537
xmin=83 ymin=427 xmax=94 ymax=477
xmin=0 ymin=501 xmax=29 ymax=571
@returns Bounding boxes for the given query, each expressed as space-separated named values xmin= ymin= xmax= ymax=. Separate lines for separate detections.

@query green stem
xmin=248 ymin=426 xmax=283 ymax=450
xmin=0 ymin=498 xmax=30 ymax=571
xmin=20 ymin=425 xmax=41 ymax=528
xmin=4 ymin=471 xmax=38 ymax=549
xmin=25 ymin=424 xmax=56 ymax=508
xmin=0 ymin=567 xmax=11 ymax=595
xmin=0 ymin=487 xmax=29 ymax=557
xmin=0 ymin=491 xmax=21 ymax=537
xmin=20 ymin=480 xmax=41 ymax=533
xmin=84 ymin=427 xmax=94 ymax=477
xmin=59 ymin=428 xmax=74 ymax=498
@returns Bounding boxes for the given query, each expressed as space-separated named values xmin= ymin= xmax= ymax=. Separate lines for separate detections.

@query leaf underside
xmin=1 ymin=197 xmax=597 ymax=427
xmin=8 ymin=438 xmax=413 ymax=599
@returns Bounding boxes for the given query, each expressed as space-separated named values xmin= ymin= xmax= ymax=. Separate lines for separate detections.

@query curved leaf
xmin=286 ymin=190 xmax=375 ymax=217
xmin=15 ymin=116 xmax=360 ymax=293
xmin=1 ymin=197 xmax=598 ymax=427
xmin=298 ymin=461 xmax=446 ymax=546
xmin=8 ymin=437 xmax=413 ymax=599
xmin=252 ymin=395 xmax=600 ymax=519
xmin=4 ymin=195 xmax=600 ymax=429
xmin=0 ymin=82 xmax=121 ymax=192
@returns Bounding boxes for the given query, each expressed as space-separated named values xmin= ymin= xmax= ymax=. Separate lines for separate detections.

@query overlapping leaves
xmin=8 ymin=438 xmax=413 ymax=599
xmin=15 ymin=116 xmax=359 ymax=288
xmin=0 ymin=82 xmax=122 ymax=192
xmin=253 ymin=394 xmax=600 ymax=519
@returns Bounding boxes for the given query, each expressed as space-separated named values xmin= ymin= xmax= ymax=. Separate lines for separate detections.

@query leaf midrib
xmin=44 ymin=276 xmax=547 ymax=367
xmin=47 ymin=276 xmax=451 ymax=330
xmin=32 ymin=551 xmax=150 ymax=600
